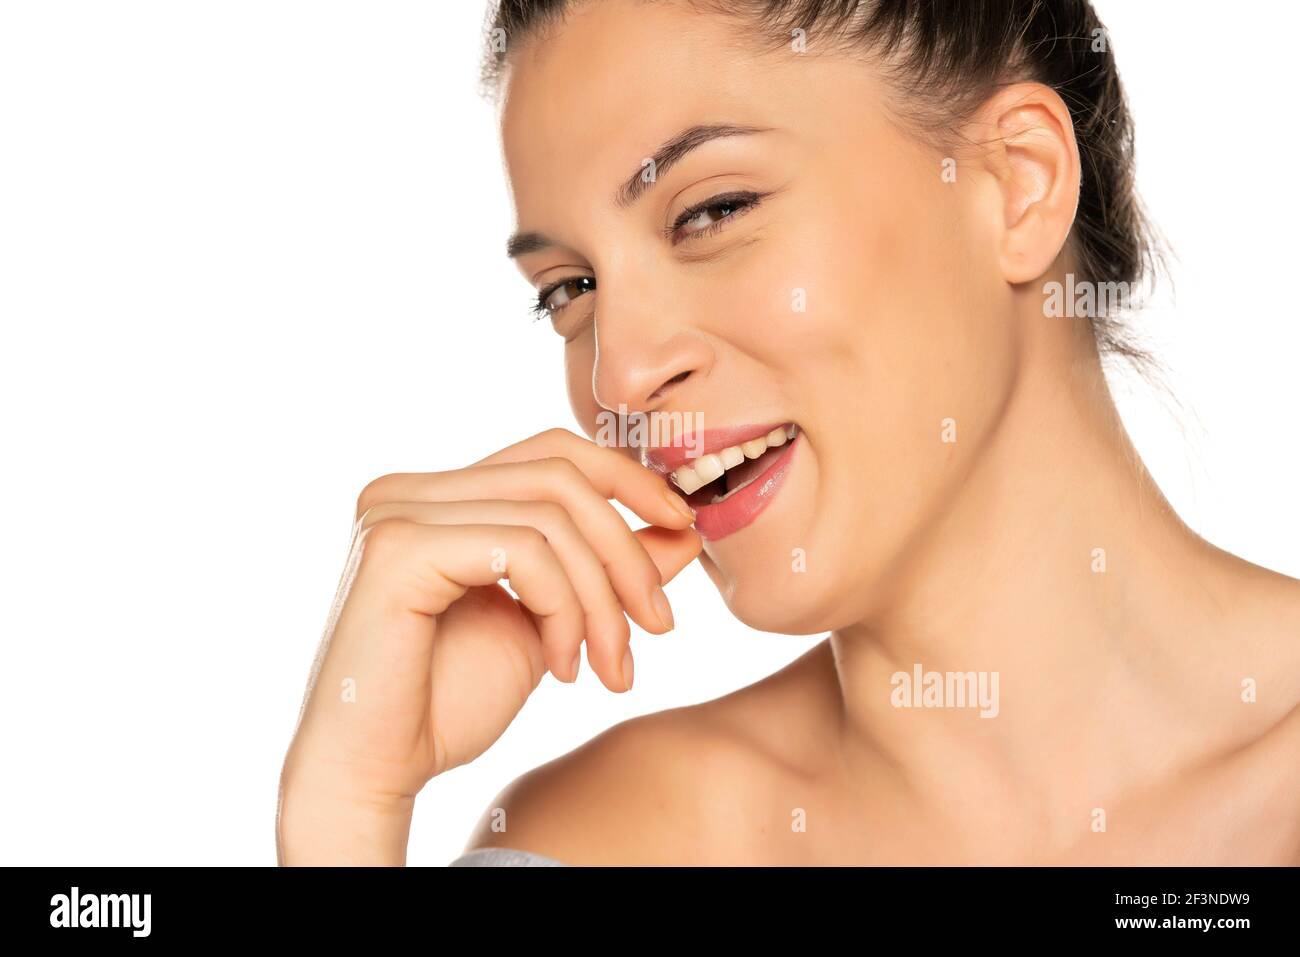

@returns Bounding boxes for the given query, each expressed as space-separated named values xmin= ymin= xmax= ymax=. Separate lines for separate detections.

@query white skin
xmin=278 ymin=1 xmax=1300 ymax=864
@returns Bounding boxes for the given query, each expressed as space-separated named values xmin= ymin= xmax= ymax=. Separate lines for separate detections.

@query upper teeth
xmin=670 ymin=424 xmax=798 ymax=496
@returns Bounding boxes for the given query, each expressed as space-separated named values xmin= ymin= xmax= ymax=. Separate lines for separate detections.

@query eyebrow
xmin=505 ymin=122 xmax=773 ymax=259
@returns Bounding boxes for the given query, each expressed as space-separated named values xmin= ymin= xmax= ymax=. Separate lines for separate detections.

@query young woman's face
xmin=500 ymin=0 xmax=1022 ymax=633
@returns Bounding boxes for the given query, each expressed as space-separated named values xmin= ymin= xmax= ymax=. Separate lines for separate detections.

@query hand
xmin=280 ymin=428 xmax=702 ymax=808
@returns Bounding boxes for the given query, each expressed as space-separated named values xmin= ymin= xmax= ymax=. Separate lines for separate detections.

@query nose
xmin=590 ymin=295 xmax=714 ymax=415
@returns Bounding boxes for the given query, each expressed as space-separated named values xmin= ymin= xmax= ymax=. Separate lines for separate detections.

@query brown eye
xmin=668 ymin=190 xmax=764 ymax=244
xmin=679 ymin=200 xmax=741 ymax=233
xmin=532 ymin=275 xmax=596 ymax=319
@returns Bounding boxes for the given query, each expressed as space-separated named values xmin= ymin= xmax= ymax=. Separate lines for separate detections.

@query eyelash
xmin=529 ymin=190 xmax=766 ymax=322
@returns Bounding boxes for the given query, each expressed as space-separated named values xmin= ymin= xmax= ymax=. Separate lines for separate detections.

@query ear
xmin=971 ymin=82 xmax=1081 ymax=285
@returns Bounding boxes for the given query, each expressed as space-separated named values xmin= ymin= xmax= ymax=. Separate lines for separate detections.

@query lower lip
xmin=690 ymin=433 xmax=801 ymax=542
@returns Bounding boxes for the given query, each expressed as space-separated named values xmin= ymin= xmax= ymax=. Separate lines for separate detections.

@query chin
xmin=694 ymin=464 xmax=852 ymax=635
xmin=700 ymin=542 xmax=856 ymax=635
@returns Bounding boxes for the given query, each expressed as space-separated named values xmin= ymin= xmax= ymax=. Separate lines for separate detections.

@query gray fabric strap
xmin=449 ymin=847 xmax=569 ymax=867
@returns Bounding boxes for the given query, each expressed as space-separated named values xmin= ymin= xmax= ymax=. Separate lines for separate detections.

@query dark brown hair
xmin=481 ymin=0 xmax=1165 ymax=368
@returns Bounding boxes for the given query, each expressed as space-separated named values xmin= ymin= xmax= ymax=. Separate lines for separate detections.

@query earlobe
xmin=977 ymin=84 xmax=1081 ymax=285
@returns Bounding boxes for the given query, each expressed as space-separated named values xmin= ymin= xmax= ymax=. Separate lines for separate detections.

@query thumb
xmin=633 ymin=525 xmax=703 ymax=585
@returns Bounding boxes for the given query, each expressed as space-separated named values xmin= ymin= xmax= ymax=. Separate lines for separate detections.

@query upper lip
xmin=640 ymin=422 xmax=790 ymax=474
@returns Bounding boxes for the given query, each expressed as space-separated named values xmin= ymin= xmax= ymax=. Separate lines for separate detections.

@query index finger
xmin=472 ymin=427 xmax=695 ymax=531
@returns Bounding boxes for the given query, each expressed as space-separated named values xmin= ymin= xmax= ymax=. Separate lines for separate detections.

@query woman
xmin=277 ymin=0 xmax=1300 ymax=865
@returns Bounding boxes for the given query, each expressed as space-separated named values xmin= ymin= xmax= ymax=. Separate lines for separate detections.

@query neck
xmin=826 ymin=316 xmax=1243 ymax=848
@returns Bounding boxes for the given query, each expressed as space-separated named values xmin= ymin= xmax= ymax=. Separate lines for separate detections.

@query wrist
xmin=277 ymin=766 xmax=416 ymax=866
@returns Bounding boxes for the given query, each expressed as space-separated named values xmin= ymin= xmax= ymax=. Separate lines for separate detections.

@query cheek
xmin=786 ymin=168 xmax=1017 ymax=431
xmin=564 ymin=332 xmax=601 ymax=438
xmin=756 ymin=174 xmax=1018 ymax=601
xmin=706 ymin=229 xmax=853 ymax=378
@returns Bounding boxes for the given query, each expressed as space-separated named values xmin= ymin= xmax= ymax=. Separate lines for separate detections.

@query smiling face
xmin=498 ymin=0 xmax=1028 ymax=633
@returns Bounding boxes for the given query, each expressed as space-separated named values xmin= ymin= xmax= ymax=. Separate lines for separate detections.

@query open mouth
xmin=642 ymin=422 xmax=802 ymax=541
xmin=669 ymin=423 xmax=799 ymax=508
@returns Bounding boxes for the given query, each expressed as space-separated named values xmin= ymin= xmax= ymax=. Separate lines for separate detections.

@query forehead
xmin=497 ymin=1 xmax=818 ymax=222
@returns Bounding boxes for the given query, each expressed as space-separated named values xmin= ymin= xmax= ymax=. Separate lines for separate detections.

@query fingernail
xmin=569 ymin=649 xmax=582 ymax=682
xmin=663 ymin=487 xmax=695 ymax=523
xmin=651 ymin=585 xmax=675 ymax=632
xmin=622 ymin=647 xmax=635 ymax=691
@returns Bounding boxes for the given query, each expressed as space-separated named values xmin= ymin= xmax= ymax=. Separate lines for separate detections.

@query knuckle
xmin=538 ymin=455 xmax=582 ymax=486
xmin=498 ymin=525 xmax=550 ymax=568
xmin=357 ymin=517 xmax=413 ymax=562
xmin=531 ymin=499 xmax=569 ymax=527
xmin=355 ymin=502 xmax=393 ymax=530
xmin=540 ymin=426 xmax=577 ymax=444
xmin=509 ymin=523 xmax=550 ymax=553
xmin=355 ymin=474 xmax=399 ymax=519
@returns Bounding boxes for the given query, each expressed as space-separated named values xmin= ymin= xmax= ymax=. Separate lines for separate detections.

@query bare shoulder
xmin=1181 ymin=546 xmax=1300 ymax=863
xmin=1202 ymin=544 xmax=1300 ymax=703
xmin=461 ymin=640 xmax=839 ymax=866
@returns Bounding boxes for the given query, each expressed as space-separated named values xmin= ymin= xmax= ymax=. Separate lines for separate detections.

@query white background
xmin=0 ymin=1 xmax=1295 ymax=865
